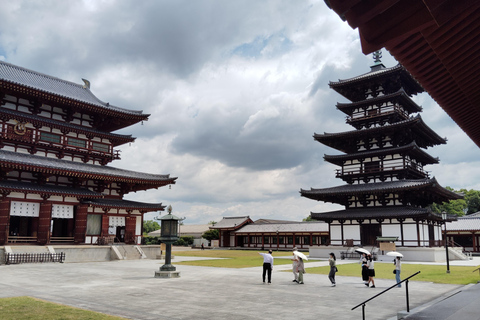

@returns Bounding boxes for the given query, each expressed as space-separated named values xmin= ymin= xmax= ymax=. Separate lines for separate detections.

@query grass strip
xmin=306 ymin=262 xmax=480 ymax=285
xmin=0 ymin=296 xmax=126 ymax=320
xmin=174 ymin=249 xmax=304 ymax=268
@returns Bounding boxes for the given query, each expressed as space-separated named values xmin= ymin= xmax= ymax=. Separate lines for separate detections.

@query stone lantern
xmin=154 ymin=205 xmax=181 ymax=278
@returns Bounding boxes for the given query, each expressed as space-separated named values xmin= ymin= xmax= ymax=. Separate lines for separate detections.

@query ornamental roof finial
xmin=373 ymin=50 xmax=382 ymax=64
xmin=370 ymin=50 xmax=385 ymax=71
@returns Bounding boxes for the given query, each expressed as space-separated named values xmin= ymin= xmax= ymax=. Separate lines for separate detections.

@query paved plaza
xmin=0 ymin=253 xmax=472 ymax=320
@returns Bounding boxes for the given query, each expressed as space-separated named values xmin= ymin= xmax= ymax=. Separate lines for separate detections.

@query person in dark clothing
xmin=361 ymin=253 xmax=369 ymax=284
xmin=258 ymin=250 xmax=274 ymax=284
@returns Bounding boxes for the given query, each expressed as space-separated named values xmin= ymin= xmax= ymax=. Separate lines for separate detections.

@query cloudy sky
xmin=1 ymin=0 xmax=480 ymax=224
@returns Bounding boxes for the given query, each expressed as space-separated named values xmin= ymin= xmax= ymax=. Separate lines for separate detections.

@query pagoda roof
xmin=0 ymin=60 xmax=149 ymax=131
xmin=0 ymin=150 xmax=176 ymax=188
xmin=314 ymin=115 xmax=446 ymax=153
xmin=325 ymin=0 xmax=480 ymax=150
xmin=81 ymin=198 xmax=165 ymax=212
xmin=300 ymin=178 xmax=462 ymax=206
xmin=310 ymin=206 xmax=454 ymax=223
xmin=324 ymin=141 xmax=439 ymax=166
xmin=0 ymin=180 xmax=103 ymax=198
xmin=336 ymin=89 xmax=422 ymax=115
xmin=329 ymin=64 xmax=423 ymax=101
xmin=0 ymin=107 xmax=135 ymax=146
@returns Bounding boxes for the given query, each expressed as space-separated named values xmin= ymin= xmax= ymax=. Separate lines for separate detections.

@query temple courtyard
xmin=1 ymin=252 xmax=479 ymax=319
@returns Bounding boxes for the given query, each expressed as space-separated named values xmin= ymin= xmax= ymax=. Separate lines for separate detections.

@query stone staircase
xmin=448 ymin=246 xmax=471 ymax=260
xmin=111 ymin=245 xmax=146 ymax=260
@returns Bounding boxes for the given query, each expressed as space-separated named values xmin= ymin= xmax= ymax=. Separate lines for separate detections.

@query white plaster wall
xmin=382 ymin=224 xmax=401 ymax=245
xmin=135 ymin=216 xmax=141 ymax=235
xmin=343 ymin=225 xmax=360 ymax=243
xmin=330 ymin=226 xmax=342 ymax=245
xmin=403 ymin=224 xmax=417 ymax=246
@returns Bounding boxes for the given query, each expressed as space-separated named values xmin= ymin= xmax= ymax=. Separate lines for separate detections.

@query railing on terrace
xmin=336 ymin=164 xmax=429 ymax=178
xmin=346 ymin=106 xmax=409 ymax=124
xmin=352 ymin=271 xmax=421 ymax=320
xmin=5 ymin=252 xmax=65 ymax=265
xmin=50 ymin=236 xmax=75 ymax=243
xmin=8 ymin=236 xmax=37 ymax=243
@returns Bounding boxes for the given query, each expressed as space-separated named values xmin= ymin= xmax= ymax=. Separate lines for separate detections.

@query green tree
xmin=462 ymin=189 xmax=480 ymax=214
xmin=303 ymin=215 xmax=314 ymax=221
xmin=202 ymin=229 xmax=219 ymax=241
xmin=143 ymin=220 xmax=160 ymax=234
xmin=431 ymin=186 xmax=466 ymax=216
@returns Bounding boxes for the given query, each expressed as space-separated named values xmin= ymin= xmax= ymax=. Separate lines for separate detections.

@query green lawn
xmin=174 ymin=250 xmax=480 ymax=285
xmin=308 ymin=262 xmax=480 ymax=285
xmin=174 ymin=249 xmax=300 ymax=268
xmin=0 ymin=297 xmax=126 ymax=320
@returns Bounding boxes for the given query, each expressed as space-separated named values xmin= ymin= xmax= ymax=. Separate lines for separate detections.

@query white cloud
xmin=1 ymin=0 xmax=477 ymax=224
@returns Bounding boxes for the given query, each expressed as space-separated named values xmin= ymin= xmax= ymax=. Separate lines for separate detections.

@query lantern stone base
xmin=154 ymin=270 xmax=181 ymax=278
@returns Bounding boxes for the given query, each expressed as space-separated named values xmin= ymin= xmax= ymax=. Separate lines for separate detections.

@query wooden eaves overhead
xmin=325 ymin=0 xmax=480 ymax=149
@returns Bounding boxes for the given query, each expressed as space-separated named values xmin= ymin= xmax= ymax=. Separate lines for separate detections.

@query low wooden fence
xmin=5 ymin=252 xmax=65 ymax=265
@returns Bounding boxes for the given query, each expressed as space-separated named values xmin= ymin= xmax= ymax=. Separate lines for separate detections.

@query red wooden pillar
xmin=74 ymin=204 xmax=88 ymax=244
xmin=0 ymin=199 xmax=10 ymax=245
xmin=125 ymin=215 xmax=136 ymax=244
xmin=37 ymin=202 xmax=52 ymax=245
xmin=101 ymin=214 xmax=109 ymax=237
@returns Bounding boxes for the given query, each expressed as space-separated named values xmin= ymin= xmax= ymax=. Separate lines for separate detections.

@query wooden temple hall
xmin=301 ymin=52 xmax=462 ymax=251
xmin=0 ymin=61 xmax=176 ymax=246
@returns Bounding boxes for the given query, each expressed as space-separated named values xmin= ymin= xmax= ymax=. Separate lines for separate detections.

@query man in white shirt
xmin=291 ymin=247 xmax=299 ymax=283
xmin=258 ymin=250 xmax=274 ymax=284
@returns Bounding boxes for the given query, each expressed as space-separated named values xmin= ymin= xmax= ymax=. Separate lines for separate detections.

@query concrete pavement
xmin=0 ymin=255 xmax=467 ymax=320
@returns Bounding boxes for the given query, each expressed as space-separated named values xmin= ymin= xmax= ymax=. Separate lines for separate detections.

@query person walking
xmin=361 ymin=253 xmax=369 ymax=285
xmin=366 ymin=254 xmax=375 ymax=288
xmin=394 ymin=256 xmax=401 ymax=287
xmin=328 ymin=252 xmax=337 ymax=287
xmin=258 ymin=250 xmax=274 ymax=284
xmin=291 ymin=247 xmax=299 ymax=283
xmin=296 ymin=256 xmax=305 ymax=284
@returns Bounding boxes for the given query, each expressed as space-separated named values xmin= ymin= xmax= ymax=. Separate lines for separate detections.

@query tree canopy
xmin=431 ymin=188 xmax=480 ymax=216
xmin=202 ymin=229 xmax=219 ymax=241
xmin=143 ymin=220 xmax=160 ymax=234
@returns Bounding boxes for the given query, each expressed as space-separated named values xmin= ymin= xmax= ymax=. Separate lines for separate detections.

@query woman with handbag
xmin=394 ymin=256 xmax=401 ymax=287
xmin=328 ymin=252 xmax=337 ymax=287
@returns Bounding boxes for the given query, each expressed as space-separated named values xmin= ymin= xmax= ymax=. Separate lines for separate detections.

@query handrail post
xmin=362 ymin=304 xmax=365 ymax=320
xmin=406 ymin=279 xmax=410 ymax=312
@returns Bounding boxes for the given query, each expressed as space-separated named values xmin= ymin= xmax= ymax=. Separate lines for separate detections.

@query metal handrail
xmin=352 ymin=271 xmax=421 ymax=320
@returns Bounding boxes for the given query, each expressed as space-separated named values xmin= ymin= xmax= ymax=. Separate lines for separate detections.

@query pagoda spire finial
xmin=370 ymin=50 xmax=385 ymax=71
xmin=373 ymin=50 xmax=382 ymax=64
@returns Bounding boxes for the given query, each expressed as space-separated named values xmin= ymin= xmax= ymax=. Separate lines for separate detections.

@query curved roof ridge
xmin=0 ymin=149 xmax=176 ymax=183
xmin=329 ymin=63 xmax=404 ymax=86
xmin=0 ymin=60 xmax=145 ymax=116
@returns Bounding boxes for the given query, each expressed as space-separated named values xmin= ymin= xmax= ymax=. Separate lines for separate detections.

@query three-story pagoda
xmin=301 ymin=52 xmax=461 ymax=248
xmin=0 ymin=61 xmax=176 ymax=245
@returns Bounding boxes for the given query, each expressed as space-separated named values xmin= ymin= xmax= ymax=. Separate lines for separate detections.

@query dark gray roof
xmin=315 ymin=115 xmax=447 ymax=147
xmin=210 ymin=216 xmax=251 ymax=229
xmin=0 ymin=60 xmax=144 ymax=116
xmin=0 ymin=107 xmax=134 ymax=145
xmin=81 ymin=198 xmax=165 ymax=210
xmin=301 ymin=178 xmax=462 ymax=200
xmin=336 ymin=89 xmax=422 ymax=114
xmin=0 ymin=180 xmax=102 ymax=197
xmin=329 ymin=64 xmax=423 ymax=95
xmin=324 ymin=141 xmax=439 ymax=165
xmin=302 ymin=179 xmax=433 ymax=196
xmin=311 ymin=206 xmax=446 ymax=221
xmin=447 ymin=215 xmax=480 ymax=231
xmin=235 ymin=222 xmax=328 ymax=233
xmin=0 ymin=150 xmax=176 ymax=183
